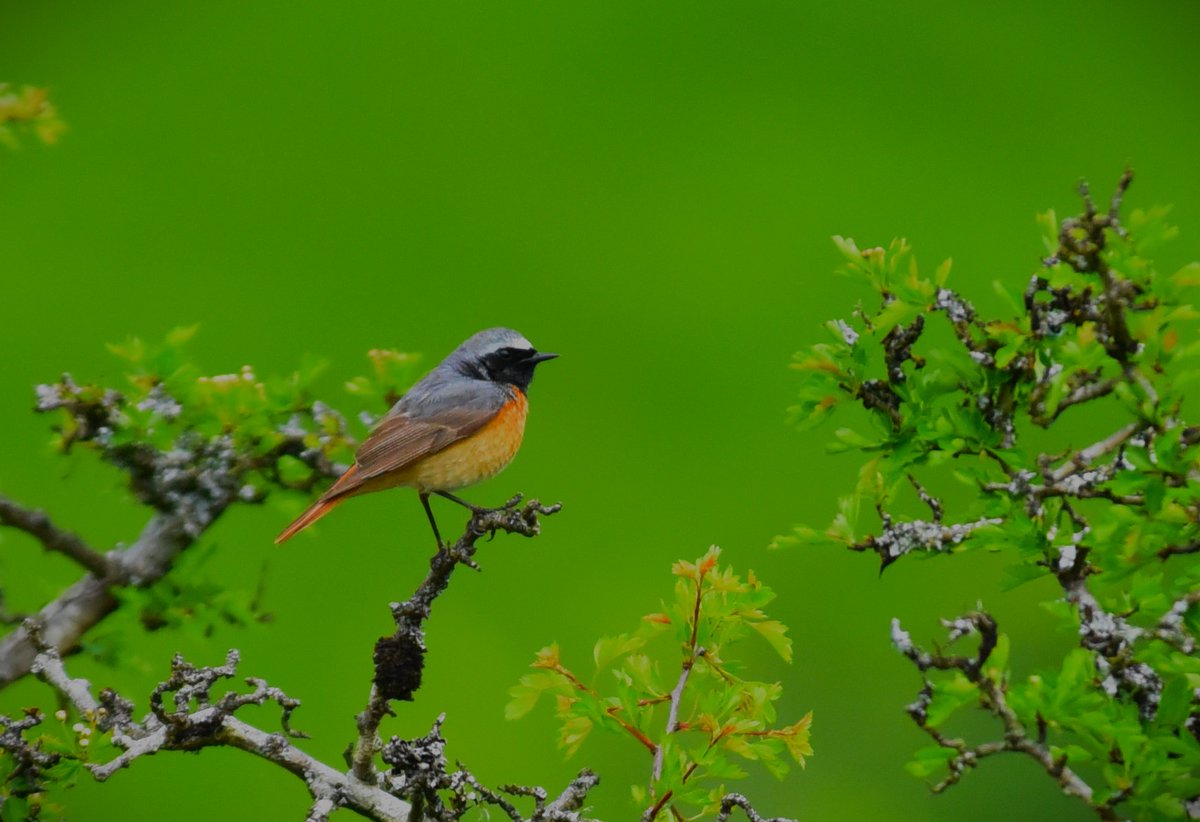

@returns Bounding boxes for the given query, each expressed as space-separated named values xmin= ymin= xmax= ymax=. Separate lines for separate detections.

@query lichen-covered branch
xmin=14 ymin=635 xmax=598 ymax=822
xmin=790 ymin=174 xmax=1200 ymax=817
xmin=0 ymin=513 xmax=193 ymax=688
xmin=849 ymin=511 xmax=1000 ymax=570
xmin=352 ymin=494 xmax=562 ymax=784
xmin=715 ymin=794 xmax=796 ymax=822
xmin=378 ymin=713 xmax=597 ymax=822
xmin=0 ymin=368 xmax=352 ymax=690
xmin=22 ymin=644 xmax=414 ymax=821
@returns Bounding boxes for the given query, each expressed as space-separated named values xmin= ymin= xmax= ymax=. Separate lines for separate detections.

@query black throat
xmin=478 ymin=348 xmax=542 ymax=393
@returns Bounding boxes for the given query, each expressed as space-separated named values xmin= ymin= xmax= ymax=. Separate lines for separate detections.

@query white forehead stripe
xmin=483 ymin=334 xmax=533 ymax=354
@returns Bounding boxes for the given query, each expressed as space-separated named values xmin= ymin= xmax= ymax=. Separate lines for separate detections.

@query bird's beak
xmin=528 ymin=351 xmax=559 ymax=364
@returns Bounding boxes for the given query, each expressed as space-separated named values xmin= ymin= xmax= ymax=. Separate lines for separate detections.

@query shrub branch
xmin=0 ymin=493 xmax=111 ymax=578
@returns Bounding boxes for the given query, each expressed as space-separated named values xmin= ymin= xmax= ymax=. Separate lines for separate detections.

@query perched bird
xmin=275 ymin=328 xmax=557 ymax=547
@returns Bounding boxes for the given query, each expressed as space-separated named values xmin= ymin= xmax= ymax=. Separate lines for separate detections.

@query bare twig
xmin=716 ymin=793 xmax=796 ymax=822
xmin=907 ymin=474 xmax=943 ymax=522
xmin=352 ymin=494 xmax=562 ymax=784
xmin=891 ymin=614 xmax=1118 ymax=820
xmin=378 ymin=712 xmax=597 ymax=821
xmin=1058 ymin=170 xmax=1139 ymax=364
xmin=650 ymin=647 xmax=703 ymax=785
xmin=1033 ymin=376 xmax=1117 ymax=425
xmin=855 ymin=379 xmax=903 ymax=430
xmin=650 ymin=561 xmax=707 ymax=787
xmin=0 ymin=492 xmax=111 ymax=578
xmin=1048 ymin=422 xmax=1143 ymax=484
xmin=1158 ymin=540 xmax=1200 ymax=561
xmin=540 ymin=769 xmax=601 ymax=819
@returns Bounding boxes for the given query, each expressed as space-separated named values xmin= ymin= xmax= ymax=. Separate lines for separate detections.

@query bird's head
xmin=453 ymin=327 xmax=558 ymax=393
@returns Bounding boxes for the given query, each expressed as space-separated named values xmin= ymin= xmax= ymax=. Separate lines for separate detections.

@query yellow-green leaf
xmin=748 ymin=619 xmax=793 ymax=663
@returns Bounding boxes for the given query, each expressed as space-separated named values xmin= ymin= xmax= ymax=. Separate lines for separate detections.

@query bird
xmin=275 ymin=328 xmax=557 ymax=547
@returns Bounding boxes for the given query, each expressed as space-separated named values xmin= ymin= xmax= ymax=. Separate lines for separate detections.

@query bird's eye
xmin=496 ymin=347 xmax=516 ymax=361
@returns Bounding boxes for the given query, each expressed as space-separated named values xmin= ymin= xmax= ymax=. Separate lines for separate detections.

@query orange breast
xmin=405 ymin=391 xmax=528 ymax=492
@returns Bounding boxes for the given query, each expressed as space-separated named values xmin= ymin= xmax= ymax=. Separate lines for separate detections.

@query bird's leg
xmin=426 ymin=492 xmax=482 ymax=566
xmin=435 ymin=490 xmax=524 ymax=513
xmin=434 ymin=490 xmax=486 ymax=514
xmin=419 ymin=492 xmax=444 ymax=550
xmin=436 ymin=491 xmax=491 ymax=545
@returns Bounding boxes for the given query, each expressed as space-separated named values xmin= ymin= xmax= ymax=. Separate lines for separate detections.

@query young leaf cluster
xmin=783 ymin=174 xmax=1200 ymax=819
xmin=508 ymin=546 xmax=811 ymax=821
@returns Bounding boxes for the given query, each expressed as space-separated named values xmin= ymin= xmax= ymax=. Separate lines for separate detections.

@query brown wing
xmin=329 ymin=404 xmax=500 ymax=497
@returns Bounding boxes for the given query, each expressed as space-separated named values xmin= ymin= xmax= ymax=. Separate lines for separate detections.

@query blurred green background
xmin=3 ymin=2 xmax=1199 ymax=819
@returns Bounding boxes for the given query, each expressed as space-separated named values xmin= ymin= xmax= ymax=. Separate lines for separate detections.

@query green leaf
xmin=827 ymin=427 xmax=879 ymax=453
xmin=1000 ymin=562 xmax=1046 ymax=591
xmin=594 ymin=633 xmax=645 ymax=671
xmin=165 ymin=324 xmax=201 ymax=347
xmin=1058 ymin=649 xmax=1096 ymax=693
xmin=905 ymin=745 xmax=957 ymax=778
xmin=1050 ymin=744 xmax=1095 ymax=765
xmin=925 ymin=674 xmax=977 ymax=727
xmin=832 ymin=235 xmax=862 ymax=263
xmin=747 ymin=619 xmax=793 ymax=663
xmin=505 ymin=672 xmax=562 ymax=720
xmin=934 ymin=258 xmax=953 ymax=286
xmin=770 ymin=525 xmax=840 ymax=550
xmin=1 ymin=795 xmax=31 ymax=822
xmin=1036 ymin=209 xmax=1059 ymax=255
xmin=558 ymin=714 xmax=593 ymax=757
xmin=875 ymin=299 xmax=924 ymax=331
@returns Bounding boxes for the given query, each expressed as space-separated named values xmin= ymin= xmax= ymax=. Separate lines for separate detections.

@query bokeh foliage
xmin=0 ymin=84 xmax=63 ymax=148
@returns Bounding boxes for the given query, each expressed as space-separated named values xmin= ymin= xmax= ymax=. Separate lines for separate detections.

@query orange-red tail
xmin=274 ymin=496 xmax=345 ymax=544
xmin=274 ymin=464 xmax=360 ymax=544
